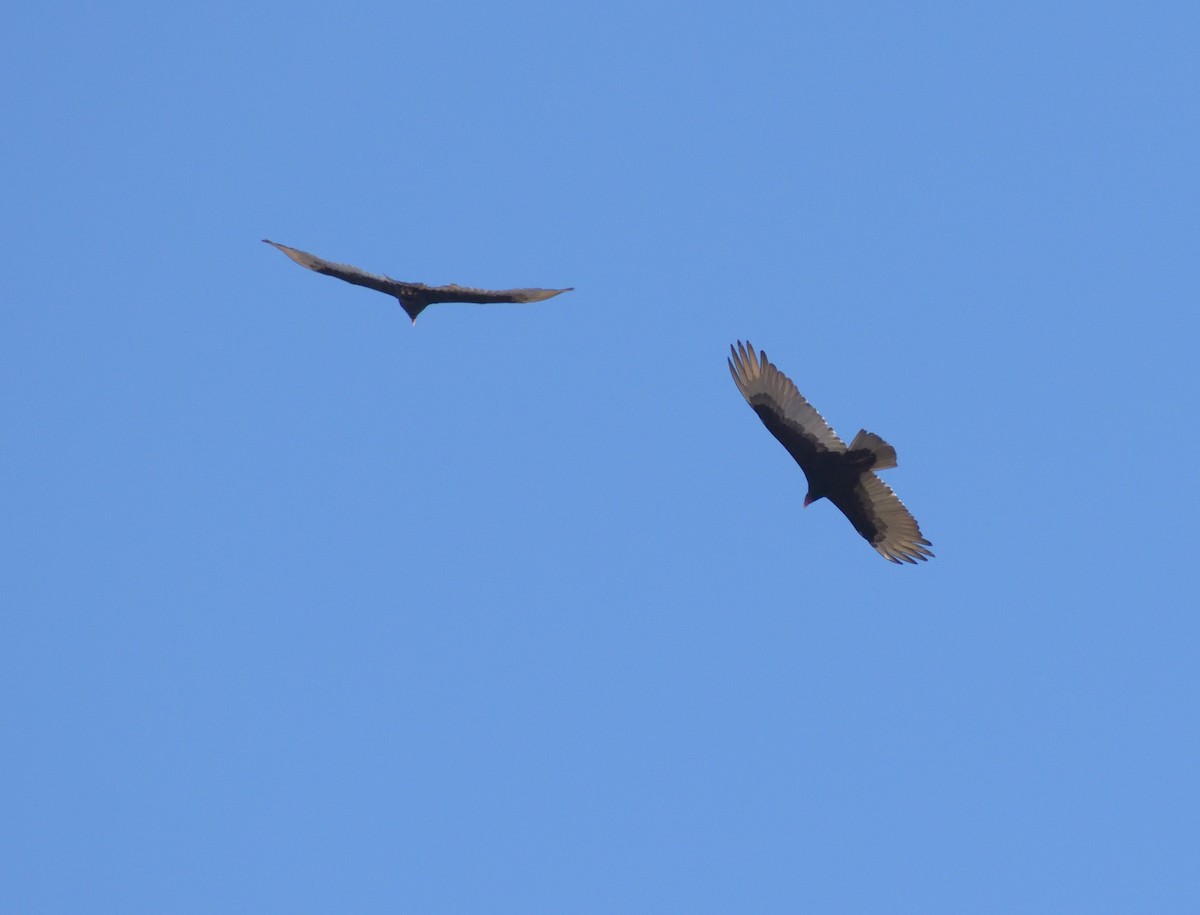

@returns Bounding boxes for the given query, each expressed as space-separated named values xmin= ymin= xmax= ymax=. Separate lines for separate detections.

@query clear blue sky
xmin=4 ymin=1 xmax=1197 ymax=911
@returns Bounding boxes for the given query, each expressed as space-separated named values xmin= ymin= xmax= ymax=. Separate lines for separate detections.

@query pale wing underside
xmin=832 ymin=472 xmax=934 ymax=564
xmin=263 ymin=240 xmax=397 ymax=293
xmin=727 ymin=341 xmax=846 ymax=454
xmin=418 ymin=284 xmax=572 ymax=305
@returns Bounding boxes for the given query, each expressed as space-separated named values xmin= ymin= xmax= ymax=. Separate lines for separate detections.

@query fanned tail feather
xmin=848 ymin=429 xmax=897 ymax=470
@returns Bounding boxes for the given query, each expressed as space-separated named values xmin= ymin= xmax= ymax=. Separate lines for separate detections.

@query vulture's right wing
xmin=828 ymin=472 xmax=933 ymax=564
xmin=263 ymin=240 xmax=406 ymax=298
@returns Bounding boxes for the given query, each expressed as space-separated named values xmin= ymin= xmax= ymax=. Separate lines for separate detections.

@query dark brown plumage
xmin=262 ymin=239 xmax=573 ymax=323
xmin=728 ymin=341 xmax=933 ymax=564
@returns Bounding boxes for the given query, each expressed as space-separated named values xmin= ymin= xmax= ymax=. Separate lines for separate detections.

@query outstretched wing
xmin=728 ymin=341 xmax=846 ymax=472
xmin=828 ymin=472 xmax=933 ymax=564
xmin=263 ymin=239 xmax=410 ymax=298
xmin=415 ymin=283 xmax=573 ymax=305
xmin=262 ymin=239 xmax=573 ymax=321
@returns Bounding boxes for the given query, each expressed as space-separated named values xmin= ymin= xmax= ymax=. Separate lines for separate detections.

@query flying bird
xmin=262 ymin=239 xmax=573 ymax=323
xmin=728 ymin=341 xmax=933 ymax=564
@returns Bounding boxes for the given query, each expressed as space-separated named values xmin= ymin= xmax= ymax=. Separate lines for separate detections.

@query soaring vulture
xmin=728 ymin=341 xmax=933 ymax=564
xmin=262 ymin=239 xmax=573 ymax=323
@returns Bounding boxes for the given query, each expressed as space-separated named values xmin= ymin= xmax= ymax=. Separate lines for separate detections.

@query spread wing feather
xmin=828 ymin=472 xmax=934 ymax=564
xmin=727 ymin=341 xmax=846 ymax=467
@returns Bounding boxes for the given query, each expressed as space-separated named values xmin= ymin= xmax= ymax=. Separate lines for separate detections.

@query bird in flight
xmin=262 ymin=239 xmax=573 ymax=323
xmin=728 ymin=341 xmax=933 ymax=564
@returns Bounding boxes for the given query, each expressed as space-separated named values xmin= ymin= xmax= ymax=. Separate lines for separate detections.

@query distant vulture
xmin=262 ymin=239 xmax=572 ymax=323
xmin=728 ymin=341 xmax=933 ymax=564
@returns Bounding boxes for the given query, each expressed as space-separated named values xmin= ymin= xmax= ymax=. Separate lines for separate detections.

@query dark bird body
xmin=728 ymin=341 xmax=933 ymax=564
xmin=262 ymin=239 xmax=572 ymax=323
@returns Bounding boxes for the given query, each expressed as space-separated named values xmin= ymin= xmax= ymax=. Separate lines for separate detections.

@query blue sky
xmin=3 ymin=1 xmax=1198 ymax=911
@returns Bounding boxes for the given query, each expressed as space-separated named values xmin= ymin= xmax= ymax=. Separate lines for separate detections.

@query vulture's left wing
xmin=728 ymin=341 xmax=847 ymax=472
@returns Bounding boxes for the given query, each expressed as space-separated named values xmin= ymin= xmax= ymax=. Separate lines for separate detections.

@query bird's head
xmin=803 ymin=481 xmax=831 ymax=507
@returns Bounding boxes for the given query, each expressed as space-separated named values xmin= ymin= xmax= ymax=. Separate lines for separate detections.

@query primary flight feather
xmin=728 ymin=340 xmax=933 ymax=564
xmin=263 ymin=239 xmax=573 ymax=323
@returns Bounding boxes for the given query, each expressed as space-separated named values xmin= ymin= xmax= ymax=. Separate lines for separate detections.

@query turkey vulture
xmin=262 ymin=239 xmax=573 ymax=323
xmin=728 ymin=341 xmax=933 ymax=564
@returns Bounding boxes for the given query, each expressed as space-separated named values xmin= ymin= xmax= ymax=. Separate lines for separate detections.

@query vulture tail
xmin=848 ymin=429 xmax=897 ymax=470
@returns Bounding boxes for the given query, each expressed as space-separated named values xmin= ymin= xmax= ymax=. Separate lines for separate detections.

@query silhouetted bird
xmin=728 ymin=341 xmax=933 ymax=564
xmin=263 ymin=239 xmax=572 ymax=323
